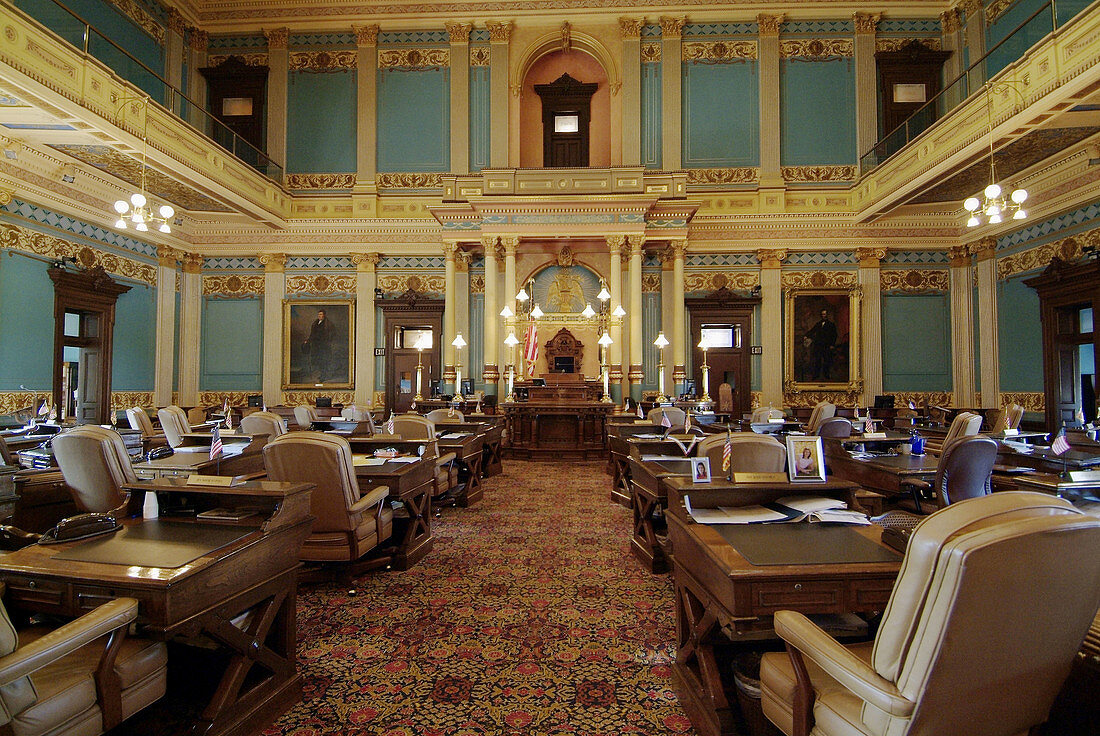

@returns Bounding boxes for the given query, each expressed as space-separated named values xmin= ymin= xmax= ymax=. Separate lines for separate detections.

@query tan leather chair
xmin=761 ymin=491 xmax=1100 ymax=736
xmin=804 ymin=401 xmax=836 ymax=434
xmin=0 ymin=592 xmax=168 ymax=736
xmin=51 ymin=425 xmax=134 ymax=515
xmin=426 ymin=408 xmax=464 ymax=424
xmin=647 ymin=407 xmax=686 ymax=427
xmin=392 ymin=415 xmax=458 ymax=498
xmin=816 ymin=416 xmax=853 ymax=438
xmin=901 ymin=434 xmax=998 ymax=514
xmin=263 ymin=432 xmax=393 ymax=568
xmin=752 ymin=406 xmax=786 ymax=423
xmin=293 ymin=404 xmax=319 ymax=430
xmin=988 ymin=403 xmax=1025 ymax=433
xmin=340 ymin=404 xmax=372 ymax=421
xmin=124 ymin=407 xmax=157 ymax=438
xmin=697 ymin=433 xmax=786 ymax=473
xmin=238 ymin=411 xmax=286 ymax=438
xmin=157 ymin=405 xmax=191 ymax=448
xmin=928 ymin=410 xmax=982 ymax=454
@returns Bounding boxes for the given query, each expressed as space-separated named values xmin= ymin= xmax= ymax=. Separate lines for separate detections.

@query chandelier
xmin=112 ymin=99 xmax=175 ymax=233
xmin=963 ymin=84 xmax=1027 ymax=228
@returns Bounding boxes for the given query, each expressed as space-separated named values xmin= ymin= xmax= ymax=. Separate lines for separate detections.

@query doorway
xmin=380 ymin=298 xmax=444 ymax=414
xmin=687 ymin=296 xmax=758 ymax=420
xmin=534 ymin=73 xmax=598 ymax=168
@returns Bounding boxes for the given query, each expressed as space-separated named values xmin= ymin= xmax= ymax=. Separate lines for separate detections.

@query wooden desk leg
xmin=671 ymin=576 xmax=737 ymax=736
xmin=484 ymin=440 xmax=503 ymax=476
xmin=394 ymin=487 xmax=433 ymax=570
xmin=630 ymin=486 xmax=666 ymax=573
xmin=458 ymin=455 xmax=483 ymax=508
xmin=611 ymin=458 xmax=632 ymax=508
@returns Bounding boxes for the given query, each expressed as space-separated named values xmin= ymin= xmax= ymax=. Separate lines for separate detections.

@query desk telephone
xmin=38 ymin=513 xmax=121 ymax=545
xmin=146 ymin=446 xmax=175 ymax=461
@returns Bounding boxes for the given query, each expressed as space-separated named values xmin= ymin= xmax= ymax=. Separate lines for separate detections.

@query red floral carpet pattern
xmin=267 ymin=460 xmax=695 ymax=736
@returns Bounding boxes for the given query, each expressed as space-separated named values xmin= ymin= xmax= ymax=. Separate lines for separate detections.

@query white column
xmin=949 ymin=245 xmax=976 ymax=407
xmin=153 ymin=247 xmax=179 ymax=407
xmin=619 ymin=18 xmax=643 ymax=166
xmin=853 ymin=13 xmax=881 ymax=165
xmin=940 ymin=8 xmax=965 ymax=109
xmin=502 ymin=236 xmax=518 ymax=383
xmin=354 ymin=25 xmax=380 ymax=203
xmin=973 ymin=238 xmax=1000 ymax=408
xmin=260 ymin=254 xmax=286 ymax=406
xmin=443 ymin=242 xmax=458 ymax=386
xmin=354 ymin=253 xmax=381 ymax=406
xmin=263 ymin=28 xmax=289 ymax=172
xmin=482 ymin=236 xmax=500 ymax=393
xmin=857 ymin=247 xmax=885 ymax=404
xmin=659 ymin=16 xmax=685 ymax=170
xmin=607 ymin=236 xmax=625 ymax=397
xmin=486 ymin=21 xmax=512 ymax=168
xmin=627 ymin=235 xmax=644 ymax=397
xmin=671 ymin=240 xmax=686 ymax=392
xmin=758 ymin=14 xmax=784 ymax=191
xmin=447 ymin=23 xmax=472 ymax=174
xmin=177 ymin=254 xmax=202 ymax=407
xmin=757 ymin=249 xmax=787 ymax=407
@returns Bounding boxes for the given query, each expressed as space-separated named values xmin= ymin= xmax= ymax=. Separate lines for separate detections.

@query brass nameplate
xmin=186 ymin=474 xmax=239 ymax=487
xmin=1068 ymin=470 xmax=1100 ymax=483
xmin=732 ymin=472 xmax=788 ymax=483
xmin=1002 ymin=428 xmax=1019 ymax=436
xmin=862 ymin=432 xmax=888 ymax=439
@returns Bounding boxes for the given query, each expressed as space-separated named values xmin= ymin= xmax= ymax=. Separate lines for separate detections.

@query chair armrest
xmin=436 ymin=453 xmax=457 ymax=466
xmin=352 ymin=486 xmax=390 ymax=512
xmin=898 ymin=478 xmax=931 ymax=492
xmin=774 ymin=610 xmax=914 ymax=717
xmin=0 ymin=598 xmax=138 ymax=686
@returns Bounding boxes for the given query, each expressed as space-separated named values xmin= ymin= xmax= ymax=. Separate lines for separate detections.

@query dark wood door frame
xmin=686 ymin=290 xmax=760 ymax=420
xmin=379 ymin=293 xmax=444 ymax=413
xmin=534 ymin=73 xmax=598 ymax=168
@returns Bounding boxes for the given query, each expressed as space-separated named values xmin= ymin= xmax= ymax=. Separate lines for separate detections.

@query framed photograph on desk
xmin=283 ymin=300 xmax=354 ymax=389
xmin=784 ymin=287 xmax=861 ymax=392
xmin=787 ymin=435 xmax=826 ymax=482
xmin=691 ymin=457 xmax=712 ymax=483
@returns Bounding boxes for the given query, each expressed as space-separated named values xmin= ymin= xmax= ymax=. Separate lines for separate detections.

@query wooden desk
xmin=607 ymin=433 xmax=694 ymax=507
xmin=0 ymin=478 xmax=313 ymax=736
xmin=352 ymin=455 xmax=435 ymax=570
xmin=132 ymin=435 xmax=266 ymax=480
xmin=996 ymin=444 xmax=1100 ymax=474
xmin=824 ymin=442 xmax=939 ymax=497
xmin=435 ymin=429 xmax=485 ymax=507
xmin=665 ymin=490 xmax=901 ymax=736
xmin=502 ymin=400 xmax=613 ymax=460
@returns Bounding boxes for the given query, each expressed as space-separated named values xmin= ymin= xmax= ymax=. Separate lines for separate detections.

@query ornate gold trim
xmin=285 ymin=173 xmax=356 ymax=190
xmin=875 ymin=38 xmax=942 ymax=53
xmin=377 ymin=274 xmax=445 ymax=296
xmin=779 ymin=39 xmax=854 ymax=59
xmin=105 ymin=0 xmax=164 ymax=44
xmin=853 ymin=12 xmax=882 ymax=34
xmin=207 ymin=53 xmax=268 ymax=67
xmin=110 ymin=391 xmax=154 ymax=412
xmin=486 ymin=21 xmax=513 ymax=43
xmin=941 ymin=8 xmax=963 ymax=34
xmin=376 ymin=172 xmax=444 ymax=189
xmin=0 ymin=222 xmax=155 ymax=285
xmin=378 ymin=48 xmax=449 ymax=69
xmin=263 ymin=27 xmax=288 ymax=50
xmin=283 ymin=390 xmax=355 ymax=406
xmin=682 ymin=40 xmax=757 ymax=63
xmin=998 ymin=228 xmax=1097 ymax=280
xmin=641 ymin=42 xmax=662 ymax=63
xmin=683 ymin=272 xmax=759 ymax=292
xmin=198 ymin=391 xmax=253 ymax=408
xmin=659 ymin=16 xmax=686 ymax=39
xmin=783 ymin=284 xmax=862 ymax=394
xmin=1000 ymin=391 xmax=1043 ymax=413
xmin=784 ymin=389 xmax=864 ymax=408
xmin=0 ymin=391 xmax=46 ymax=415
xmin=354 ymin=25 xmax=380 ymax=47
xmin=470 ymin=47 xmax=490 ymax=66
xmin=782 ymin=165 xmax=858 ymax=182
xmin=781 ymin=271 xmax=856 ymax=288
xmin=285 ymin=274 xmax=356 ymax=295
xmin=203 ymin=274 xmax=265 ymax=296
xmin=446 ymin=22 xmax=472 ymax=44
xmin=757 ymin=14 xmax=784 ymax=37
xmin=889 ymin=391 xmax=955 ymax=409
xmin=619 ymin=18 xmax=643 ymax=39
xmin=288 ymin=50 xmax=357 ymax=71
xmin=879 ymin=269 xmax=949 ymax=292
xmin=986 ymin=0 xmax=1018 ymax=24
xmin=686 ymin=167 xmax=759 ymax=185
xmin=641 ymin=273 xmax=661 ymax=292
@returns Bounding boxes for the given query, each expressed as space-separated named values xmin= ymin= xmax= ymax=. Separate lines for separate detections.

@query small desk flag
xmin=1052 ymin=426 xmax=1071 ymax=455
xmin=386 ymin=412 xmax=396 ymax=435
xmin=636 ymin=403 xmax=644 ymax=419
xmin=661 ymin=411 xmax=672 ymax=428
xmin=684 ymin=412 xmax=691 ymax=432
xmin=210 ymin=425 xmax=223 ymax=460
xmin=722 ymin=429 xmax=732 ymax=473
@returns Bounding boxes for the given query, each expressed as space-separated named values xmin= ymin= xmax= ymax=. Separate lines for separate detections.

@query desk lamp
xmin=452 ymin=334 xmax=467 ymax=399
xmin=654 ymin=333 xmax=670 ymax=403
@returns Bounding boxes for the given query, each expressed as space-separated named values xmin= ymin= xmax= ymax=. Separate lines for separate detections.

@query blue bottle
xmin=910 ymin=431 xmax=925 ymax=456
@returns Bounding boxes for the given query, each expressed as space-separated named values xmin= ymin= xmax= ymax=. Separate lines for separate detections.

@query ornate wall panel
xmin=879 ymin=269 xmax=949 ymax=292
xmin=288 ymin=51 xmax=357 ymax=71
xmin=109 ymin=391 xmax=153 ymax=411
xmin=377 ymin=48 xmax=449 ymax=69
xmin=1000 ymin=391 xmax=1044 ymax=413
xmin=202 ymin=274 xmax=265 ymax=296
xmin=376 ymin=173 xmax=444 ymax=189
xmin=682 ymin=40 xmax=757 ymax=62
xmin=780 ymin=270 xmax=856 ymax=288
xmin=683 ymin=272 xmax=759 ymax=292
xmin=285 ymin=174 xmax=356 ymax=190
xmin=686 ymin=167 xmax=759 ymax=184
xmin=377 ymin=273 xmax=445 ymax=296
xmin=285 ymin=274 xmax=356 ymax=295
xmin=782 ymin=165 xmax=857 ymax=182
xmin=282 ymin=390 xmax=355 ymax=406
xmin=874 ymin=38 xmax=941 ymax=53
xmin=997 ymin=229 xmax=1095 ymax=280
xmin=0 ymin=222 xmax=156 ymax=285
xmin=779 ymin=39 xmax=854 ymax=58
xmin=207 ymin=53 xmax=268 ymax=67
xmin=888 ymin=390 xmax=956 ymax=408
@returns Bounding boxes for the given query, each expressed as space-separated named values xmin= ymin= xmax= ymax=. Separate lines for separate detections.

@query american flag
xmin=386 ymin=412 xmax=396 ymax=435
xmin=523 ymin=322 xmax=539 ymax=378
xmin=448 ymin=403 xmax=455 ymax=417
xmin=37 ymin=399 xmax=49 ymax=417
xmin=722 ymin=429 xmax=732 ymax=473
xmin=636 ymin=403 xmax=644 ymax=419
xmin=661 ymin=411 xmax=672 ymax=428
xmin=1052 ymin=427 xmax=1071 ymax=455
xmin=908 ymin=400 xmax=916 ymax=410
xmin=223 ymin=398 xmax=231 ymax=427
xmin=410 ymin=400 xmax=416 ymax=411
xmin=210 ymin=425 xmax=223 ymax=460
xmin=684 ymin=412 xmax=691 ymax=432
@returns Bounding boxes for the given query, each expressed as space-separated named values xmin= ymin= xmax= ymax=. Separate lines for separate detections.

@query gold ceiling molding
xmin=285 ymin=173 xmax=356 ymax=190
xmin=1000 ymin=391 xmax=1044 ymax=413
xmin=781 ymin=270 xmax=855 ymax=288
xmin=378 ymin=48 xmax=448 ymax=69
xmin=779 ymin=39 xmax=853 ymax=58
xmin=683 ymin=272 xmax=759 ymax=292
xmin=641 ymin=42 xmax=661 ymax=62
xmin=782 ymin=165 xmax=858 ymax=182
xmin=997 ymin=228 xmax=1096 ymax=280
xmin=377 ymin=273 xmax=445 ymax=296
xmin=286 ymin=274 xmax=356 ymax=295
xmin=875 ymin=38 xmax=941 ymax=53
xmin=207 ymin=53 xmax=268 ymax=67
xmin=110 ymin=391 xmax=153 ymax=412
xmin=641 ymin=273 xmax=661 ymax=292
xmin=686 ymin=167 xmax=759 ymax=185
xmin=283 ymin=390 xmax=354 ymax=406
xmin=288 ymin=50 xmax=356 ymax=71
xmin=682 ymin=40 xmax=757 ymax=63
xmin=376 ymin=172 xmax=444 ymax=189
xmin=879 ymin=269 xmax=949 ymax=292
xmin=203 ymin=273 xmax=265 ymax=296
xmin=470 ymin=46 xmax=490 ymax=66
xmin=0 ymin=222 xmax=155 ymax=285
xmin=105 ymin=0 xmax=164 ymax=44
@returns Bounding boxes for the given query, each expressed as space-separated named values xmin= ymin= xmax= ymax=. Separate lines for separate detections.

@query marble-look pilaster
xmin=263 ymin=28 xmax=289 ymax=173
xmin=154 ymin=246 xmax=179 ymax=407
xmin=443 ymin=242 xmax=459 ymax=383
xmin=178 ymin=253 xmax=203 ymax=407
xmin=853 ymin=13 xmax=881 ymax=165
xmin=353 ymin=253 xmax=381 ymax=406
xmin=949 ymin=244 xmax=976 ymax=407
xmin=757 ymin=248 xmax=787 ymax=406
xmin=670 ymin=240 xmax=687 ymax=390
xmin=354 ymin=25 xmax=380 ymax=198
xmin=856 ymin=246 xmax=886 ymax=404
xmin=260 ymin=253 xmax=287 ymax=404
xmin=627 ymin=235 xmax=645 ymax=398
xmin=660 ymin=17 xmax=685 ymax=171
xmin=447 ymin=22 xmax=472 ymax=175
xmin=972 ymin=237 xmax=1000 ymax=407
xmin=758 ymin=14 xmax=784 ymax=190
xmin=482 ymin=236 xmax=500 ymax=392
xmin=607 ymin=235 xmax=625 ymax=397
xmin=619 ymin=18 xmax=643 ymax=166
xmin=487 ymin=21 xmax=513 ymax=168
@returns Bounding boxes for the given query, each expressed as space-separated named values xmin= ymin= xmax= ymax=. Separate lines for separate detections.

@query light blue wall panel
xmin=882 ymin=294 xmax=952 ymax=391
xmin=781 ymin=58 xmax=856 ymax=165
xmin=0 ymin=252 xmax=53 ymax=392
xmin=112 ymin=283 xmax=156 ymax=390
xmin=469 ymin=293 xmax=484 ymax=393
xmin=641 ymin=292 xmax=662 ymax=394
xmin=200 ymin=298 xmax=262 ymax=390
xmin=682 ymin=62 xmax=759 ymax=167
xmin=751 ymin=304 xmax=762 ymax=391
xmin=378 ymin=68 xmax=450 ymax=172
xmin=986 ymin=0 xmax=1051 ymax=79
xmin=641 ymin=62 xmax=662 ymax=169
xmin=998 ymin=277 xmax=1042 ymax=391
xmin=287 ymin=71 xmax=357 ymax=173
xmin=469 ymin=65 xmax=491 ymax=172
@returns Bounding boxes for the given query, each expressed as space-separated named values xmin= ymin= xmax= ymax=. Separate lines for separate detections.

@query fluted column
xmin=482 ymin=236 xmax=500 ymax=393
xmin=627 ymin=235 xmax=645 ymax=399
xmin=607 ymin=236 xmax=625 ymax=399
xmin=260 ymin=253 xmax=286 ymax=405
xmin=619 ymin=18 xmax=643 ymax=166
xmin=447 ymin=23 xmax=472 ymax=174
xmin=972 ymin=237 xmax=1000 ymax=408
xmin=153 ymin=246 xmax=179 ymax=407
xmin=353 ymin=253 xmax=381 ymax=406
xmin=502 ymin=236 xmax=519 ymax=383
xmin=670 ymin=240 xmax=687 ymax=392
xmin=354 ymin=25 xmax=380 ymax=201
xmin=659 ymin=17 xmax=685 ymax=171
xmin=856 ymin=247 xmax=886 ymax=404
xmin=263 ymin=28 xmax=289 ymax=171
xmin=757 ymin=249 xmax=787 ymax=407
xmin=853 ymin=13 xmax=881 ymax=164
xmin=758 ymin=14 xmax=784 ymax=190
xmin=948 ymin=245 xmax=976 ymax=407
xmin=178 ymin=253 xmax=203 ymax=407
xmin=486 ymin=21 xmax=513 ymax=167
xmin=186 ymin=30 xmax=208 ymax=129
xmin=443 ymin=242 xmax=459 ymax=385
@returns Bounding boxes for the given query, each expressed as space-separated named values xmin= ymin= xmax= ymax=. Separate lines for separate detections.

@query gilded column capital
xmin=962 ymin=0 xmax=983 ymax=18
xmin=941 ymin=7 xmax=963 ymax=33
xmin=166 ymin=8 xmax=187 ymax=36
xmin=853 ymin=12 xmax=882 ymax=35
xmin=968 ymin=236 xmax=997 ymax=261
xmin=486 ymin=21 xmax=513 ymax=43
xmin=156 ymin=245 xmax=180 ymax=267
xmin=670 ymin=240 xmax=687 ymax=260
xmin=263 ymin=27 xmax=289 ymax=50
xmin=189 ymin=29 xmax=208 ymax=53
xmin=442 ymin=242 xmax=460 ymax=261
xmin=500 ymin=235 xmax=520 ymax=255
xmin=352 ymin=252 xmax=382 ymax=271
xmin=259 ymin=253 xmax=287 ymax=272
xmin=659 ymin=247 xmax=676 ymax=267
xmin=456 ymin=250 xmax=473 ymax=273
xmin=756 ymin=248 xmax=787 ymax=268
xmin=181 ymin=252 xmax=203 ymax=274
xmin=619 ymin=18 xmax=643 ymax=39
xmin=446 ymin=22 xmax=472 ymax=44
xmin=947 ymin=244 xmax=971 ymax=266
xmin=481 ymin=234 xmax=499 ymax=252
xmin=354 ymin=24 xmax=380 ymax=47
xmin=659 ymin=16 xmax=686 ymax=39
xmin=626 ymin=234 xmax=645 ymax=259
xmin=606 ymin=234 xmax=625 ymax=257
xmin=757 ymin=14 xmax=784 ymax=37
xmin=855 ymin=247 xmax=887 ymax=267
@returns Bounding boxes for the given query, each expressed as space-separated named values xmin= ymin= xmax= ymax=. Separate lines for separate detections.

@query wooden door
xmin=76 ymin=348 xmax=101 ymax=422
xmin=380 ymin=296 xmax=444 ymax=414
xmin=687 ymin=293 xmax=759 ymax=421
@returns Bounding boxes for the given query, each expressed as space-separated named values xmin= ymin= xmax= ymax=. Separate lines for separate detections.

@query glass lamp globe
xmin=1013 ymin=209 xmax=1027 ymax=220
xmin=1011 ymin=189 xmax=1028 ymax=204
xmin=159 ymin=204 xmax=175 ymax=218
xmin=966 ymin=215 xmax=981 ymax=228
xmin=984 ymin=183 xmax=1001 ymax=199
xmin=130 ymin=192 xmax=146 ymax=207
xmin=581 ymin=303 xmax=596 ymax=318
xmin=530 ymin=304 xmax=544 ymax=319
xmin=963 ymin=197 xmax=981 ymax=212
xmin=114 ymin=200 xmax=129 ymax=214
xmin=988 ymin=213 xmax=1002 ymax=224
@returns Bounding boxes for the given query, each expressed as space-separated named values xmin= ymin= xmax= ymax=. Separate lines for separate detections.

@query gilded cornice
xmin=659 ymin=16 xmax=686 ymax=39
xmin=378 ymin=273 xmax=444 ymax=296
xmin=641 ymin=42 xmax=661 ymax=62
xmin=947 ymin=244 xmax=971 ymax=266
xmin=181 ymin=252 xmax=203 ymax=273
xmin=376 ymin=172 xmax=444 ymax=189
xmin=189 ymin=29 xmax=209 ymax=52
xmin=259 ymin=253 xmax=287 ymax=272
xmin=0 ymin=221 xmax=155 ymax=285
xmin=853 ymin=12 xmax=881 ymax=34
xmin=166 ymin=8 xmax=187 ymax=36
xmin=208 ymin=53 xmax=268 ymax=67
xmin=286 ymin=173 xmax=356 ymax=189
xmin=470 ymin=47 xmax=490 ymax=66
xmin=781 ymin=270 xmax=855 ymax=288
xmin=157 ymin=245 xmax=181 ymax=267
xmin=757 ymin=14 xmax=784 ymax=38
xmin=998 ymin=228 xmax=1095 ymax=280
xmin=378 ymin=48 xmax=449 ymax=69
xmin=105 ymin=0 xmax=164 ymax=44
xmin=941 ymin=8 xmax=962 ymax=34
xmin=683 ymin=271 xmax=757 ymax=292
xmin=203 ymin=273 xmax=264 ymax=296
xmin=986 ymin=0 xmax=1018 ymax=24
xmin=263 ymin=27 xmax=289 ymax=50
xmin=354 ymin=25 xmax=380 ymax=47
xmin=756 ymin=248 xmax=787 ymax=268
xmin=289 ymin=51 xmax=357 ymax=71
xmin=967 ymin=235 xmax=997 ymax=260
xmin=880 ymin=269 xmax=949 ymax=292
xmin=875 ymin=38 xmax=941 ymax=53
xmin=779 ymin=39 xmax=853 ymax=59
xmin=352 ymin=252 xmax=383 ymax=271
xmin=285 ymin=273 xmax=356 ymax=295
xmin=782 ymin=165 xmax=857 ymax=181
xmin=486 ymin=21 xmax=513 ymax=43
xmin=686 ymin=167 xmax=758 ymax=185
xmin=619 ymin=17 xmax=643 ymax=40
xmin=446 ymin=22 xmax=472 ymax=44
xmin=854 ymin=247 xmax=886 ymax=266
xmin=683 ymin=40 xmax=757 ymax=63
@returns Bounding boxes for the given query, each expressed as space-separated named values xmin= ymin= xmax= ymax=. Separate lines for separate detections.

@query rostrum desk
xmin=502 ymin=380 xmax=613 ymax=460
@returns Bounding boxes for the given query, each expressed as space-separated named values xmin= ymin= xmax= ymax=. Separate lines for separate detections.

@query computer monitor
xmin=429 ymin=379 xmax=443 ymax=398
xmin=532 ymin=378 xmax=546 ymax=387
xmin=682 ymin=379 xmax=696 ymax=398
xmin=315 ymin=397 xmax=332 ymax=408
xmin=873 ymin=395 xmax=895 ymax=409
xmin=246 ymin=394 xmax=263 ymax=407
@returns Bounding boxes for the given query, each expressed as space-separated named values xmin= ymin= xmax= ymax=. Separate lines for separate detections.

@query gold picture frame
xmin=784 ymin=287 xmax=861 ymax=392
xmin=283 ymin=299 xmax=355 ymax=389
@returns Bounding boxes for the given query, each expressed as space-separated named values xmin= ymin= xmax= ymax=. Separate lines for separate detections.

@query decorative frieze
xmin=285 ymin=173 xmax=356 ymax=190
xmin=198 ymin=391 xmax=255 ymax=408
xmin=283 ymin=390 xmax=354 ymax=406
xmin=998 ymin=229 xmax=1095 ymax=279
xmin=1000 ymin=391 xmax=1044 ymax=413
xmin=378 ymin=48 xmax=448 ymax=69
xmin=986 ymin=0 xmax=1018 ymax=24
xmin=285 ymin=274 xmax=356 ymax=295
xmin=289 ymin=50 xmax=357 ymax=71
xmin=879 ymin=269 xmax=950 ymax=292
xmin=941 ymin=8 xmax=963 ymax=34
xmin=641 ymin=42 xmax=662 ymax=62
xmin=683 ymin=272 xmax=758 ymax=292
xmin=781 ymin=270 xmax=856 ymax=288
xmin=377 ymin=273 xmax=445 ymax=296
xmin=784 ymin=389 xmax=863 ymax=408
xmin=470 ymin=47 xmax=490 ymax=66
xmin=110 ymin=391 xmax=154 ymax=412
xmin=779 ymin=39 xmax=854 ymax=58
xmin=887 ymin=391 xmax=955 ymax=409
xmin=682 ymin=40 xmax=757 ymax=62
xmin=782 ymin=165 xmax=858 ymax=182
xmin=190 ymin=29 xmax=209 ymax=52
xmin=875 ymin=38 xmax=942 ymax=53
xmin=207 ymin=53 xmax=268 ymax=67
xmin=0 ymin=222 xmax=155 ymax=285
xmin=203 ymin=274 xmax=265 ymax=296
xmin=686 ymin=167 xmax=759 ymax=185
xmin=376 ymin=173 xmax=444 ymax=189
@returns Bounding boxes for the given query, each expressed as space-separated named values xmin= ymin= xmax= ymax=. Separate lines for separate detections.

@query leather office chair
xmin=238 ymin=411 xmax=287 ymax=438
xmin=0 ymin=592 xmax=168 ymax=736
xmin=760 ymin=491 xmax=1100 ymax=736
xmin=125 ymin=407 xmax=161 ymax=440
xmin=392 ymin=416 xmax=458 ymax=499
xmin=752 ymin=406 xmax=786 ymax=423
xmin=51 ymin=425 xmax=135 ymax=516
xmin=697 ymin=433 xmax=786 ymax=473
xmin=901 ymin=434 xmax=998 ymax=513
xmin=426 ymin=408 xmax=464 ymax=424
xmin=816 ymin=416 xmax=853 ymax=438
xmin=340 ymin=404 xmax=371 ymax=421
xmin=926 ymin=410 xmax=981 ymax=454
xmin=987 ymin=403 xmax=1025 ymax=434
xmin=293 ymin=404 xmax=319 ymax=430
xmin=804 ymin=401 xmax=837 ymax=434
xmin=647 ymin=407 xmax=686 ymax=427
xmin=156 ymin=405 xmax=192 ymax=448
xmin=263 ymin=432 xmax=393 ymax=573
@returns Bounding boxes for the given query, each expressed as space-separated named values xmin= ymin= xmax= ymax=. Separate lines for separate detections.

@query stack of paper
xmin=684 ymin=494 xmax=870 ymax=525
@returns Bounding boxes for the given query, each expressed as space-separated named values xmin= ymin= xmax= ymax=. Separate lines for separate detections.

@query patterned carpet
xmin=263 ymin=459 xmax=693 ymax=736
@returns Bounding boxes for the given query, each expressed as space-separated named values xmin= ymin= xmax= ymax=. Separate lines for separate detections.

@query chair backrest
xmin=647 ymin=407 xmax=686 ymax=427
xmin=264 ymin=432 xmax=361 ymax=533
xmin=804 ymin=401 xmax=836 ymax=434
xmin=934 ymin=435 xmax=998 ymax=505
xmin=426 ymin=408 xmax=464 ymax=424
xmin=0 ymin=436 xmax=12 ymax=465
xmin=157 ymin=406 xmax=191 ymax=448
xmin=52 ymin=425 xmax=134 ymax=513
xmin=340 ymin=404 xmax=371 ymax=421
xmin=942 ymin=411 xmax=982 ymax=445
xmin=815 ymin=416 xmax=853 ymax=438
xmin=869 ymin=492 xmax=1100 ymax=736
xmin=718 ymin=383 xmax=733 ymax=413
xmin=989 ymin=403 xmax=1025 ymax=433
xmin=697 ymin=433 xmax=786 ymax=473
xmin=125 ymin=407 xmax=156 ymax=437
xmin=293 ymin=404 xmax=318 ymax=429
xmin=393 ymin=414 xmax=435 ymax=439
xmin=751 ymin=406 xmax=785 ymax=423
xmin=239 ymin=411 xmax=286 ymax=438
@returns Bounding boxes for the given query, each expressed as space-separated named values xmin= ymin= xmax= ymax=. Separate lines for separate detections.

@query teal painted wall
xmin=751 ymin=304 xmax=762 ymax=391
xmin=682 ymin=62 xmax=759 ymax=167
xmin=641 ymin=62 xmax=662 ymax=169
xmin=287 ymin=70 xmax=357 ymax=174
xmin=201 ymin=298 xmax=262 ymax=390
xmin=781 ymin=58 xmax=856 ymax=165
xmin=377 ymin=67 xmax=450 ymax=172
xmin=998 ymin=276 xmax=1043 ymax=391
xmin=0 ymin=252 xmax=54 ymax=392
xmin=641 ymin=292 xmax=662 ymax=394
xmin=112 ymin=282 xmax=156 ymax=390
xmin=986 ymin=0 xmax=1051 ymax=79
xmin=882 ymin=294 xmax=952 ymax=391
xmin=469 ymin=65 xmax=490 ymax=172
xmin=469 ymin=292 xmax=485 ymax=394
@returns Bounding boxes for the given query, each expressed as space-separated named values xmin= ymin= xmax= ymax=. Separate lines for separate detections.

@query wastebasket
xmin=733 ymin=652 xmax=781 ymax=736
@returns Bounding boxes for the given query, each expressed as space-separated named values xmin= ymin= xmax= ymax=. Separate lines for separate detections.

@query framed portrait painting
xmin=283 ymin=300 xmax=354 ymax=389
xmin=784 ymin=287 xmax=861 ymax=391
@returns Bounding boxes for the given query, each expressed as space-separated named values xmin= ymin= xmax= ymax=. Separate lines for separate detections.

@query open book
xmin=684 ymin=494 xmax=870 ymax=525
